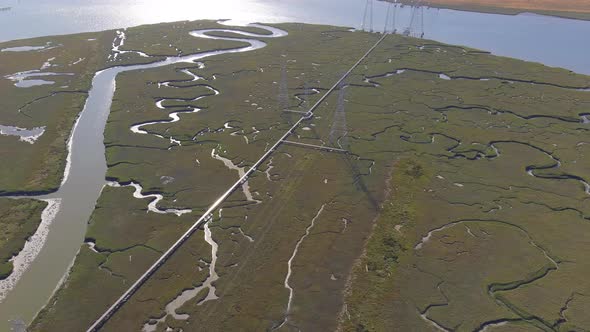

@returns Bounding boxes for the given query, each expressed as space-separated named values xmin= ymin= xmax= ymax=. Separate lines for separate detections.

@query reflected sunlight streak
xmin=124 ymin=0 xmax=288 ymax=26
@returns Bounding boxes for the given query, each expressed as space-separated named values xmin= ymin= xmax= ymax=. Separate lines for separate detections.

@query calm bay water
xmin=0 ymin=0 xmax=589 ymax=74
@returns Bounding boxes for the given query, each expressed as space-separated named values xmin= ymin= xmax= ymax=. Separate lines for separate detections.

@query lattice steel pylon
xmin=302 ymin=81 xmax=311 ymax=108
xmin=278 ymin=60 xmax=289 ymax=110
xmin=407 ymin=2 xmax=425 ymax=38
xmin=361 ymin=0 xmax=374 ymax=32
xmin=419 ymin=5 xmax=424 ymax=38
xmin=329 ymin=82 xmax=348 ymax=149
xmin=383 ymin=2 xmax=397 ymax=34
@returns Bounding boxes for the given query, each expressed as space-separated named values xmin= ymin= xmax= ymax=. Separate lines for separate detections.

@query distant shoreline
xmin=389 ymin=0 xmax=590 ymax=21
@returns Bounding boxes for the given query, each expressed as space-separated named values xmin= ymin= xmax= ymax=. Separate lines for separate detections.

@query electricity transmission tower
xmin=383 ymin=2 xmax=397 ymax=34
xmin=329 ymin=82 xmax=348 ymax=149
xmin=278 ymin=60 xmax=289 ymax=110
xmin=406 ymin=3 xmax=425 ymax=38
xmin=361 ymin=0 xmax=374 ymax=32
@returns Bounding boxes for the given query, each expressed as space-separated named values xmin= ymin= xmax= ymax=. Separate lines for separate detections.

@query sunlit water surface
xmin=0 ymin=0 xmax=589 ymax=73
xmin=0 ymin=0 xmax=589 ymax=330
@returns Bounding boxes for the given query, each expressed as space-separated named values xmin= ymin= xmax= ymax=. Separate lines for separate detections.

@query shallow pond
xmin=0 ymin=23 xmax=286 ymax=330
xmin=0 ymin=125 xmax=45 ymax=143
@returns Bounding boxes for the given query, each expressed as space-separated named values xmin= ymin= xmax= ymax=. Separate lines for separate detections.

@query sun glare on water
xmin=124 ymin=0 xmax=285 ymax=26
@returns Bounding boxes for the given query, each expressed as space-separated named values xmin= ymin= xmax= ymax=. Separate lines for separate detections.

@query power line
xmin=361 ymin=0 xmax=369 ymax=31
xmin=86 ymin=31 xmax=390 ymax=332
xmin=369 ymin=0 xmax=373 ymax=32
xmin=383 ymin=3 xmax=391 ymax=33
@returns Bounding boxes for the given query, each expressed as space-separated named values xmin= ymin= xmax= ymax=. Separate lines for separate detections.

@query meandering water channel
xmin=1 ymin=1 xmax=590 ymax=329
xmin=0 ymin=23 xmax=287 ymax=329
xmin=1 ymin=0 xmax=590 ymax=75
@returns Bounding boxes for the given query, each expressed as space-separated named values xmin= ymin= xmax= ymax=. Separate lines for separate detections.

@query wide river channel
xmin=0 ymin=0 xmax=589 ymax=330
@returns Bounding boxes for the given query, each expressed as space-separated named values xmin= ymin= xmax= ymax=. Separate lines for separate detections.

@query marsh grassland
xmin=1 ymin=18 xmax=589 ymax=332
xmin=0 ymin=199 xmax=46 ymax=280
xmin=0 ymin=31 xmax=112 ymax=194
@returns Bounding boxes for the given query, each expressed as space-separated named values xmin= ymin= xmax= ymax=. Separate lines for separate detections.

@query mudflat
xmin=399 ymin=0 xmax=590 ymax=19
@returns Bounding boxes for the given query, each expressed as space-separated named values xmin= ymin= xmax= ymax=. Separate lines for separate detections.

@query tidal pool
xmin=0 ymin=125 xmax=46 ymax=144
xmin=5 ymin=71 xmax=74 ymax=88
xmin=0 ymin=44 xmax=50 ymax=52
xmin=0 ymin=22 xmax=287 ymax=330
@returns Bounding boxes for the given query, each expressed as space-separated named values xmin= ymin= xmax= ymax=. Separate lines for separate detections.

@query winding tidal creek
xmin=2 ymin=1 xmax=590 ymax=329
xmin=0 ymin=24 xmax=287 ymax=329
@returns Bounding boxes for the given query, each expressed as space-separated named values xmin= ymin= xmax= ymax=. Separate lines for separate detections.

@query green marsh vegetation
xmin=341 ymin=36 xmax=590 ymax=331
xmin=33 ymin=22 xmax=385 ymax=332
xmin=0 ymin=20 xmax=253 ymax=196
xmin=20 ymin=19 xmax=590 ymax=332
xmin=0 ymin=20 xmax=257 ymax=290
xmin=0 ymin=199 xmax=47 ymax=279
xmin=0 ymin=31 xmax=113 ymax=194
